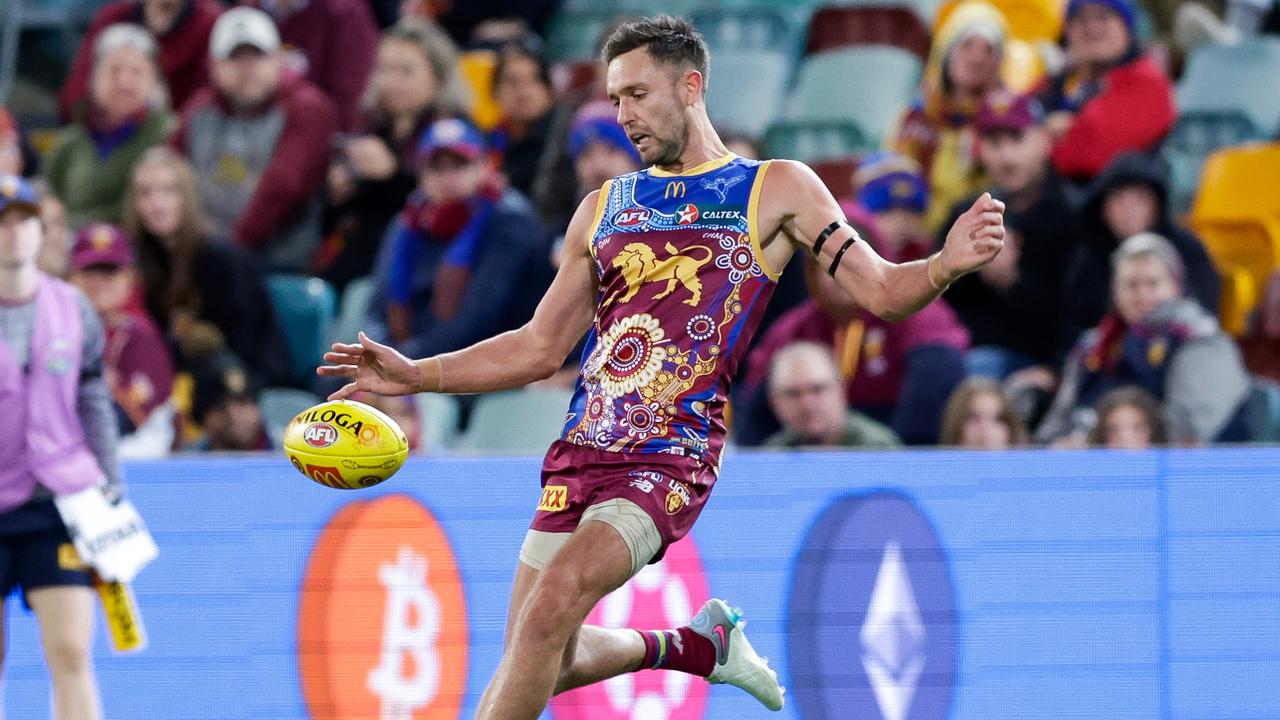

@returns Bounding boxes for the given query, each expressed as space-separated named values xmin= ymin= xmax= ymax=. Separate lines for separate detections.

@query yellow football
xmin=283 ymin=400 xmax=409 ymax=490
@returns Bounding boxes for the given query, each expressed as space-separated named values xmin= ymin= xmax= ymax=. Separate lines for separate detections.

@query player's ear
xmin=682 ymin=69 xmax=704 ymax=105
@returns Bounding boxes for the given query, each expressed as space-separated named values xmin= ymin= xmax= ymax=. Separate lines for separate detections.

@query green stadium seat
xmin=691 ymin=7 xmax=805 ymax=56
xmin=1246 ymin=378 xmax=1280 ymax=443
xmin=1178 ymin=38 xmax=1280 ymax=139
xmin=1161 ymin=112 xmax=1261 ymax=216
xmin=706 ymin=51 xmax=791 ymax=137
xmin=544 ymin=9 xmax=623 ymax=62
xmin=459 ymin=389 xmax=574 ymax=454
xmin=266 ymin=274 xmax=337 ymax=387
xmin=328 ymin=276 xmax=376 ymax=347
xmin=261 ymin=387 xmax=321 ymax=446
xmin=418 ymin=393 xmax=461 ymax=451
xmin=764 ymin=120 xmax=872 ymax=163
xmin=785 ymin=46 xmax=922 ymax=146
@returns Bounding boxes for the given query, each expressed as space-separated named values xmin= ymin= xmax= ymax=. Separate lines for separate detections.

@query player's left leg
xmin=475 ymin=519 xmax=637 ymax=720
xmin=28 ymin=585 xmax=101 ymax=720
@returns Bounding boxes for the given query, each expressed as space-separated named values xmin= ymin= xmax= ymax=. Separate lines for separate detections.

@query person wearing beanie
xmin=890 ymin=0 xmax=1008 ymax=235
xmin=569 ymin=100 xmax=643 ymax=201
xmin=853 ymin=151 xmax=934 ymax=264
xmin=1039 ymin=0 xmax=1176 ymax=181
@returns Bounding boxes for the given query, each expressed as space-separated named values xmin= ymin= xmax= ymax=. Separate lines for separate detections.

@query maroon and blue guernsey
xmin=561 ymin=154 xmax=780 ymax=470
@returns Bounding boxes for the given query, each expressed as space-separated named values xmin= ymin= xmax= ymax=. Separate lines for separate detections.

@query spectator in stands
xmin=0 ymin=175 xmax=119 ymax=720
xmin=0 ymin=109 xmax=23 ymax=176
xmin=190 ymin=350 xmax=270 ymax=450
xmin=366 ymin=118 xmax=553 ymax=359
xmin=939 ymin=377 xmax=1028 ymax=449
xmin=68 ymin=224 xmax=175 ymax=458
xmin=890 ymin=0 xmax=1006 ymax=234
xmin=1060 ymin=152 xmax=1219 ymax=356
xmin=570 ymin=101 xmax=642 ymax=200
xmin=941 ymin=91 xmax=1074 ymax=378
xmin=1087 ymin=386 xmax=1168 ymax=448
xmin=244 ymin=0 xmax=379 ymax=131
xmin=172 ymin=6 xmax=336 ymax=272
xmin=490 ymin=37 xmax=555 ymax=198
xmin=720 ymin=130 xmax=761 ymax=161
xmin=738 ymin=215 xmax=969 ymax=445
xmin=318 ymin=17 xmax=469 ymax=293
xmin=852 ymin=152 xmax=933 ymax=263
xmin=765 ymin=342 xmax=902 ymax=449
xmin=60 ymin=0 xmax=224 ymax=122
xmin=1040 ymin=0 xmax=1176 ymax=181
xmin=44 ymin=24 xmax=173 ymax=229
xmin=124 ymin=147 xmax=291 ymax=388
xmin=1241 ymin=270 xmax=1280 ymax=382
xmin=37 ymin=194 xmax=72 ymax=279
xmin=358 ymin=393 xmax=423 ymax=453
xmin=1038 ymin=233 xmax=1250 ymax=445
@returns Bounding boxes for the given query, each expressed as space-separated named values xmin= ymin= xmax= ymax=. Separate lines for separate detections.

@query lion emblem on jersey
xmin=609 ymin=242 xmax=714 ymax=307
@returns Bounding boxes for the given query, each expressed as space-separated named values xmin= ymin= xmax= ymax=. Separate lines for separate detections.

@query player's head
xmin=601 ymin=15 xmax=710 ymax=166
xmin=0 ymin=175 xmax=42 ymax=270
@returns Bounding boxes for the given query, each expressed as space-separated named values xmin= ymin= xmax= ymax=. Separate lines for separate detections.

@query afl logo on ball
xmin=788 ymin=491 xmax=957 ymax=720
xmin=304 ymin=423 xmax=339 ymax=448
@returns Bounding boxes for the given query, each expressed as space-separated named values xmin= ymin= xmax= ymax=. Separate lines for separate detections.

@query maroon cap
xmin=975 ymin=91 xmax=1045 ymax=135
xmin=71 ymin=224 xmax=134 ymax=270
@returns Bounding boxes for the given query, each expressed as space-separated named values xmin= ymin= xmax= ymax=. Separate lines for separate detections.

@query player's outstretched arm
xmin=759 ymin=160 xmax=1005 ymax=321
xmin=319 ymin=192 xmax=602 ymax=399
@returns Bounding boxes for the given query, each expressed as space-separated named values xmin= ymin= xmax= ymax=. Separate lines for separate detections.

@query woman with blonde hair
xmin=939 ymin=376 xmax=1028 ymax=449
xmin=43 ymin=23 xmax=172 ymax=227
xmin=318 ymin=17 xmax=471 ymax=292
xmin=123 ymin=147 xmax=289 ymax=388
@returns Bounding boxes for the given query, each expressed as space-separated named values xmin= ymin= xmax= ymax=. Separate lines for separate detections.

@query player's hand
xmin=939 ymin=192 xmax=1005 ymax=283
xmin=317 ymin=331 xmax=423 ymax=400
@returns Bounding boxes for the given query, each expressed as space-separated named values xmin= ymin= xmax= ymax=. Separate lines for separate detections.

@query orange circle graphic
xmin=299 ymin=495 xmax=468 ymax=719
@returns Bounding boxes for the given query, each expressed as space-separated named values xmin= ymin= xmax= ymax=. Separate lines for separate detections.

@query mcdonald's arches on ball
xmin=283 ymin=400 xmax=409 ymax=489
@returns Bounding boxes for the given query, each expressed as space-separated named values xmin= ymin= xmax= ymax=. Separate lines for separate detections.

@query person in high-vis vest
xmin=0 ymin=175 xmax=122 ymax=720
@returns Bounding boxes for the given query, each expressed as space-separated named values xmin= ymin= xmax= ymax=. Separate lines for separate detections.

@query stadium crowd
xmin=2 ymin=0 xmax=1278 ymax=455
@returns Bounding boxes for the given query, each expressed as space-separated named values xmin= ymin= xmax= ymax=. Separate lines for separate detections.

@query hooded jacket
xmin=1058 ymin=152 xmax=1220 ymax=358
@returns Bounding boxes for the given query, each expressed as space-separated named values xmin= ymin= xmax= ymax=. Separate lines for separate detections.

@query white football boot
xmin=689 ymin=598 xmax=785 ymax=711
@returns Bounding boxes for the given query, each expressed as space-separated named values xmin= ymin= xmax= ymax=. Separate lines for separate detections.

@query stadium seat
xmin=458 ymin=50 xmax=501 ymax=131
xmin=261 ymin=388 xmax=321 ymax=446
xmin=1187 ymin=143 xmax=1280 ymax=335
xmin=266 ymin=275 xmax=337 ymax=387
xmin=816 ymin=0 xmax=945 ymax=25
xmin=810 ymin=156 xmax=860 ymax=199
xmin=691 ymin=7 xmax=804 ymax=56
xmin=328 ymin=276 xmax=376 ymax=347
xmin=0 ymin=0 xmax=17 ymax=104
xmin=765 ymin=120 xmax=871 ymax=163
xmin=784 ymin=46 xmax=921 ymax=145
xmin=418 ymin=393 xmax=461 ymax=451
xmin=544 ymin=9 xmax=622 ymax=62
xmin=705 ymin=50 xmax=791 ymax=137
xmin=1161 ymin=112 xmax=1261 ymax=215
xmin=1245 ymin=378 xmax=1280 ymax=443
xmin=459 ymin=389 xmax=574 ymax=454
xmin=805 ymin=6 xmax=931 ymax=60
xmin=1178 ymin=38 xmax=1280 ymax=139
xmin=934 ymin=0 xmax=1065 ymax=42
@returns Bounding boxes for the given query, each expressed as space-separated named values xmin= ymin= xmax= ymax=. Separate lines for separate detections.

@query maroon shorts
xmin=530 ymin=440 xmax=717 ymax=562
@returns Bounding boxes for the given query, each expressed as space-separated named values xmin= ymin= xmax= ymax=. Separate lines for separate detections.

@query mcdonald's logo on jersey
xmin=664 ymin=181 xmax=687 ymax=199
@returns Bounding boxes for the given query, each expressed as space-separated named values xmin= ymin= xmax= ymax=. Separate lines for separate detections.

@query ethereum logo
xmin=860 ymin=541 xmax=926 ymax=720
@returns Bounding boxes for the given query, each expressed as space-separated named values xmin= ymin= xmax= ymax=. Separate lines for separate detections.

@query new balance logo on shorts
xmin=537 ymin=486 xmax=568 ymax=512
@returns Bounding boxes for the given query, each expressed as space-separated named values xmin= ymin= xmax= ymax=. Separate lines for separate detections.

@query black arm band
xmin=827 ymin=236 xmax=859 ymax=276
xmin=812 ymin=220 xmax=843 ymax=257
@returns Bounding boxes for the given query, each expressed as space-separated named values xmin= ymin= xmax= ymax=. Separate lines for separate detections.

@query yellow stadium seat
xmin=459 ymin=50 xmax=501 ymax=131
xmin=934 ymin=0 xmax=1065 ymax=42
xmin=1187 ymin=143 xmax=1280 ymax=335
xmin=1001 ymin=37 xmax=1045 ymax=93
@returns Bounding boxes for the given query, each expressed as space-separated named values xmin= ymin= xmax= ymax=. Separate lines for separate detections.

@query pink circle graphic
xmin=551 ymin=537 xmax=710 ymax=720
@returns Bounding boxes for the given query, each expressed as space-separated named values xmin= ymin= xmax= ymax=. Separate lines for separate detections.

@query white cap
xmin=209 ymin=7 xmax=280 ymax=60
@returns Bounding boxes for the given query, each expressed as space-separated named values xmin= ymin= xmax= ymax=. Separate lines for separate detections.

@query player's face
xmin=1103 ymin=404 xmax=1152 ymax=449
xmin=0 ymin=207 xmax=42 ymax=269
xmin=607 ymin=48 xmax=690 ymax=167
xmin=960 ymin=391 xmax=1012 ymax=450
xmin=1112 ymin=254 xmax=1179 ymax=325
xmin=978 ymin=128 xmax=1049 ymax=195
xmin=133 ymin=160 xmax=185 ymax=239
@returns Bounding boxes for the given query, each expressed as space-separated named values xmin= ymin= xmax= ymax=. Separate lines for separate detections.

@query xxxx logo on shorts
xmin=299 ymin=495 xmax=468 ymax=719
xmin=552 ymin=537 xmax=710 ymax=720
xmin=538 ymin=485 xmax=569 ymax=512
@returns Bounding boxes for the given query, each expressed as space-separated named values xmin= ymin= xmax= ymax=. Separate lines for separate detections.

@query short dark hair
xmin=601 ymin=15 xmax=710 ymax=89
xmin=1089 ymin=386 xmax=1169 ymax=446
xmin=491 ymin=37 xmax=551 ymax=95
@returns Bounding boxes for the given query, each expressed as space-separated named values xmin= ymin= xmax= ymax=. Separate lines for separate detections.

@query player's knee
xmin=41 ymin=631 xmax=92 ymax=678
xmin=519 ymin=574 xmax=589 ymax=647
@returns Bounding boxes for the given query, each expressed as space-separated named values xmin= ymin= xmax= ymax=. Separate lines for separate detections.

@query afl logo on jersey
xmin=676 ymin=204 xmax=699 ymax=225
xmin=615 ymin=207 xmax=650 ymax=227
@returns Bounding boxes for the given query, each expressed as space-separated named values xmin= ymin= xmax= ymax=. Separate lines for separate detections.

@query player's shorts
xmin=0 ymin=499 xmax=94 ymax=608
xmin=523 ymin=440 xmax=716 ymax=576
